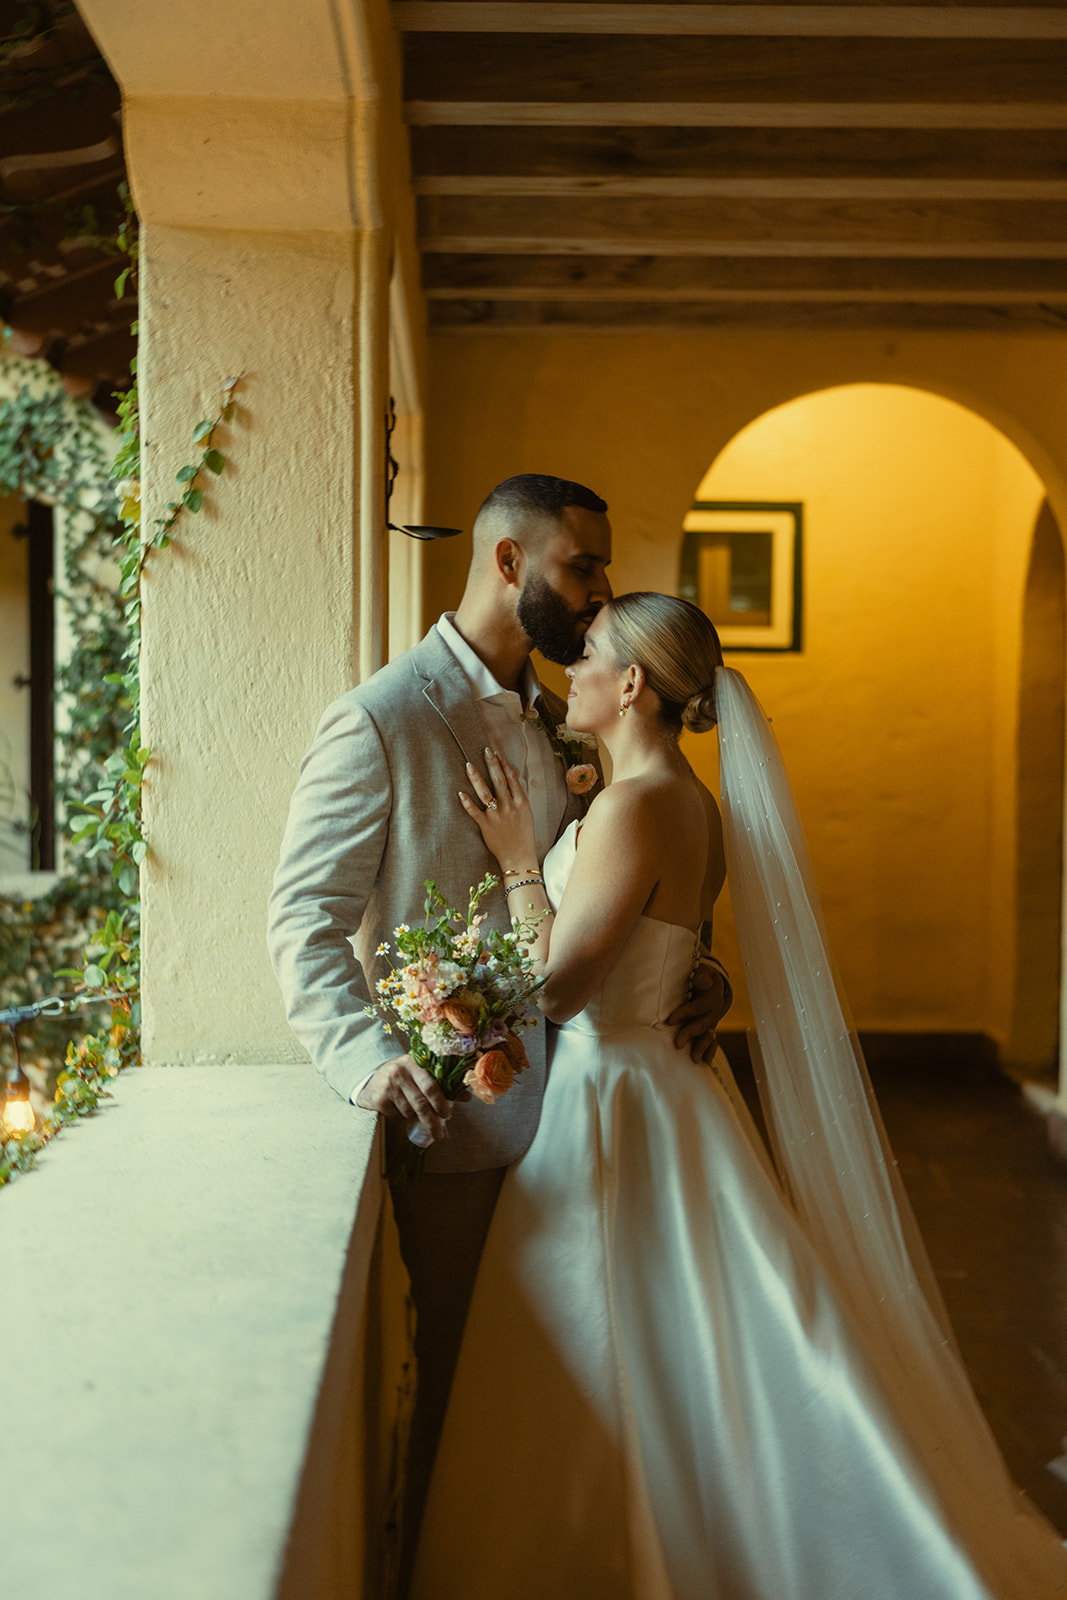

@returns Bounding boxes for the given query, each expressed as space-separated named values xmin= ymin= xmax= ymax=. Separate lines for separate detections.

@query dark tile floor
xmin=720 ymin=1034 xmax=1067 ymax=1536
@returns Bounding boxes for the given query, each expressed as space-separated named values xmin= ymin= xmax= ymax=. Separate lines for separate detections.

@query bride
xmin=411 ymin=592 xmax=1067 ymax=1599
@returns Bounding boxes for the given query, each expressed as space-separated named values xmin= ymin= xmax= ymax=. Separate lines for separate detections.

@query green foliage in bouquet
xmin=365 ymin=875 xmax=547 ymax=1181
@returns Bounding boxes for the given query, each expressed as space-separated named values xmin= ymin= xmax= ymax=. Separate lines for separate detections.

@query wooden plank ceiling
xmin=0 ymin=1 xmax=133 ymax=405
xmin=395 ymin=1 xmax=1067 ymax=331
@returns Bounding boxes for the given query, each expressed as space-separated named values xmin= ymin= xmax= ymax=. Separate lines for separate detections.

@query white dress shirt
xmin=351 ymin=616 xmax=570 ymax=1101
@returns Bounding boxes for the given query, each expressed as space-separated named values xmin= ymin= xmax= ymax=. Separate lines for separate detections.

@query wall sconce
xmin=385 ymin=397 xmax=461 ymax=542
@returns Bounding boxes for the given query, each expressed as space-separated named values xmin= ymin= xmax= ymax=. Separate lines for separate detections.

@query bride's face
xmin=564 ymin=611 xmax=628 ymax=734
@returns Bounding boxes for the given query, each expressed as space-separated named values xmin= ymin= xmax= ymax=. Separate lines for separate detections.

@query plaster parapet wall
xmin=0 ymin=1063 xmax=380 ymax=1600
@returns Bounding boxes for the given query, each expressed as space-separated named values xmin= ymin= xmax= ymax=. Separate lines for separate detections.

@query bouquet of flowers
xmin=364 ymin=875 xmax=547 ymax=1182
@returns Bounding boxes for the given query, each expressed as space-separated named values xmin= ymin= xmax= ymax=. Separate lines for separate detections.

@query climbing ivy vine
xmin=0 ymin=331 xmax=242 ymax=1187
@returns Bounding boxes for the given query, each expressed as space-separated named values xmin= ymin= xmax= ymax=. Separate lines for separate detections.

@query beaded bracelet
xmin=504 ymin=877 xmax=544 ymax=896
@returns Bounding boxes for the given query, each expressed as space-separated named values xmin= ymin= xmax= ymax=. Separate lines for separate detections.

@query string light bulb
xmin=2 ymin=1065 xmax=34 ymax=1134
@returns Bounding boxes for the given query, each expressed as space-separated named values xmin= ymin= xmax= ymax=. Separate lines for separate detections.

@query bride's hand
xmin=459 ymin=749 xmax=538 ymax=870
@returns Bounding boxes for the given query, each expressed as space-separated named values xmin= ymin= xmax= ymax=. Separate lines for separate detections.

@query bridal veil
xmin=715 ymin=666 xmax=1067 ymax=1589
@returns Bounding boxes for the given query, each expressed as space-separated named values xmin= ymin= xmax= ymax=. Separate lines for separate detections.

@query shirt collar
xmin=436 ymin=613 xmax=543 ymax=707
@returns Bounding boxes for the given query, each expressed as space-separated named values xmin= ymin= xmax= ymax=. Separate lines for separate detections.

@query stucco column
xmin=77 ymin=0 xmax=413 ymax=1062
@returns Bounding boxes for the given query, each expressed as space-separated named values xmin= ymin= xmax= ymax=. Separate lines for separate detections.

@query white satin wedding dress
xmin=411 ymin=674 xmax=1067 ymax=1600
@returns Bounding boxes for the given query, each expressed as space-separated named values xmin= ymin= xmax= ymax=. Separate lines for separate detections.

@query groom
xmin=267 ymin=474 xmax=728 ymax=1571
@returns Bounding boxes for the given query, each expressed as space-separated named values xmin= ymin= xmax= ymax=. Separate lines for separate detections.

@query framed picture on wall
xmin=679 ymin=500 xmax=803 ymax=653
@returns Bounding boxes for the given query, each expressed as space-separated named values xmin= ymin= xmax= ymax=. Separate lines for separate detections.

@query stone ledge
xmin=0 ymin=1061 xmax=379 ymax=1600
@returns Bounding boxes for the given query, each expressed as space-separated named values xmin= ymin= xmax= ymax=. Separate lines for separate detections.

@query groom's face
xmin=517 ymin=506 xmax=613 ymax=665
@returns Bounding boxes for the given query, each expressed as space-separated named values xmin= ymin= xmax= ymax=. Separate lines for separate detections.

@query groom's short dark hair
xmin=477 ymin=474 xmax=607 ymax=526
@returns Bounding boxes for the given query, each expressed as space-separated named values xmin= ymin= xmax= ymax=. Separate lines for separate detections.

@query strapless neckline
xmin=549 ymin=818 xmax=700 ymax=940
xmin=543 ymin=819 xmax=698 ymax=1032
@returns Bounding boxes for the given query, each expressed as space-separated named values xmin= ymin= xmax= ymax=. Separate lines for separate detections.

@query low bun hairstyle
xmin=603 ymin=593 xmax=723 ymax=736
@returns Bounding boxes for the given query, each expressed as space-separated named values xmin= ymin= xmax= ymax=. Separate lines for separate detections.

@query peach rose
xmin=500 ymin=1031 xmax=530 ymax=1075
xmin=463 ymin=1049 xmax=514 ymax=1105
xmin=441 ymin=999 xmax=479 ymax=1035
xmin=566 ymin=763 xmax=598 ymax=795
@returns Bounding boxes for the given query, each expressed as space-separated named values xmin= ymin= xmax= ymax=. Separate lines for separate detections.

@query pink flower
xmin=566 ymin=763 xmax=598 ymax=795
xmin=463 ymin=1049 xmax=514 ymax=1105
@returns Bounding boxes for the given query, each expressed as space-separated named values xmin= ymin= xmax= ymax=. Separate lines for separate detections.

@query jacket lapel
xmin=412 ymin=630 xmax=605 ymax=835
xmin=413 ymin=629 xmax=492 ymax=767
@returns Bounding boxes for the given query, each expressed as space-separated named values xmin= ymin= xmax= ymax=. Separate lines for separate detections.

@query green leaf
xmin=183 ymin=488 xmax=202 ymax=513
xmin=203 ymin=448 xmax=224 ymax=475
xmin=83 ymin=965 xmax=107 ymax=989
xmin=192 ymin=419 xmax=214 ymax=443
xmin=175 ymin=464 xmax=198 ymax=483
xmin=114 ymin=267 xmax=130 ymax=299
xmin=118 ymin=863 xmax=139 ymax=896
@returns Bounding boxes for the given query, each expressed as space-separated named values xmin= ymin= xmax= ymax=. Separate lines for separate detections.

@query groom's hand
xmin=356 ymin=1053 xmax=453 ymax=1142
xmin=668 ymin=963 xmax=730 ymax=1064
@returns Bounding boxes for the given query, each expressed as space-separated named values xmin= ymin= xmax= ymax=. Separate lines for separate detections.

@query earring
xmin=619 ymin=700 xmax=629 ymax=717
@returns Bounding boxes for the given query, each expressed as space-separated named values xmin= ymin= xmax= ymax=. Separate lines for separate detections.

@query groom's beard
xmin=517 ymin=573 xmax=598 ymax=665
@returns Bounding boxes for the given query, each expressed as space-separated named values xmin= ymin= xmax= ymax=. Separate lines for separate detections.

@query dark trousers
xmin=388 ymin=1165 xmax=509 ymax=1595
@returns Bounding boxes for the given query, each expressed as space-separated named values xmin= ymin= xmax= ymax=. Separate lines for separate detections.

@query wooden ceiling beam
xmin=416 ymin=176 xmax=1067 ymax=199
xmin=422 ymin=252 xmax=1067 ymax=299
xmin=409 ymin=125 xmax=1067 ymax=181
xmin=406 ymin=101 xmax=1067 ymax=129
xmin=1 ymin=258 xmax=125 ymax=336
xmin=0 ymin=73 xmax=120 ymax=155
xmin=403 ymin=35 xmax=1067 ymax=106
xmin=394 ymin=4 xmax=1067 ymax=39
xmin=428 ymin=298 xmax=1067 ymax=331
xmin=418 ymin=195 xmax=1067 ymax=254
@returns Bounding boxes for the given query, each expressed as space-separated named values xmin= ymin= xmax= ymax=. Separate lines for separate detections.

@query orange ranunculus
xmin=441 ymin=999 xmax=479 ymax=1035
xmin=463 ymin=1049 xmax=514 ymax=1105
xmin=566 ymin=763 xmax=598 ymax=795
xmin=500 ymin=1031 xmax=530 ymax=1075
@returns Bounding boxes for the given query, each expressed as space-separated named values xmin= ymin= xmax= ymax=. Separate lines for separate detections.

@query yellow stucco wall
xmin=691 ymin=384 xmax=1042 ymax=1038
xmin=422 ymin=332 xmax=1067 ymax=1041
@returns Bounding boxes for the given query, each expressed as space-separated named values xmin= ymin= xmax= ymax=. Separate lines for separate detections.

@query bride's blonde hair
xmin=604 ymin=593 xmax=723 ymax=734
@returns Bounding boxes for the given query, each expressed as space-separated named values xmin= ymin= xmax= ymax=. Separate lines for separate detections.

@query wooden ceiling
xmin=395 ymin=1 xmax=1067 ymax=332
xmin=0 ymin=2 xmax=133 ymax=405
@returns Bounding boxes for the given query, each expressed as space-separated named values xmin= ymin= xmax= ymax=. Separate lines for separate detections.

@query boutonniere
xmin=525 ymin=703 xmax=600 ymax=795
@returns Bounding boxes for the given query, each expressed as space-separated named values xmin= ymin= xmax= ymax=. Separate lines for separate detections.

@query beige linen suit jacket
xmin=268 ymin=627 xmax=593 ymax=1173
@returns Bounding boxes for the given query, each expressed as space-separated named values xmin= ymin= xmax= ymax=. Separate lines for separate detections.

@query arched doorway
xmin=1010 ymin=501 xmax=1066 ymax=1081
xmin=685 ymin=383 xmax=1061 ymax=1078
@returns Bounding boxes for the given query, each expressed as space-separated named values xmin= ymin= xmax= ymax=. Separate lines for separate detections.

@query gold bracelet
xmin=503 ymin=866 xmax=541 ymax=877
